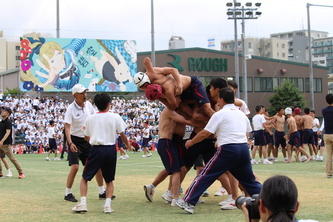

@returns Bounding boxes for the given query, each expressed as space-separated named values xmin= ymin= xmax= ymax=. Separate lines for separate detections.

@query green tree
xmin=268 ymin=81 xmax=305 ymax=115
xmin=4 ymin=88 xmax=23 ymax=96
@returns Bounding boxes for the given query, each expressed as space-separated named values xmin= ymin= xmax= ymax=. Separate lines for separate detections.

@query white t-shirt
xmin=64 ymin=101 xmax=95 ymax=138
xmin=143 ymin=127 xmax=150 ymax=139
xmin=47 ymin=126 xmax=55 ymax=139
xmin=252 ymin=114 xmax=266 ymax=131
xmin=238 ymin=98 xmax=250 ymax=115
xmin=84 ymin=112 xmax=127 ymax=145
xmin=312 ymin=118 xmax=320 ymax=132
xmin=204 ymin=104 xmax=252 ymax=146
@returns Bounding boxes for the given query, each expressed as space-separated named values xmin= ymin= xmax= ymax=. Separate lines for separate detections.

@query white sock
xmin=65 ymin=188 xmax=72 ymax=196
xmin=98 ymin=186 xmax=105 ymax=195
xmin=149 ymin=184 xmax=155 ymax=189
xmin=105 ymin=198 xmax=112 ymax=207
xmin=80 ymin=197 xmax=87 ymax=205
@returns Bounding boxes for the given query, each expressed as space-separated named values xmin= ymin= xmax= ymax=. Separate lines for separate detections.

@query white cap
xmin=72 ymin=84 xmax=87 ymax=95
xmin=133 ymin=72 xmax=151 ymax=87
xmin=285 ymin=107 xmax=292 ymax=115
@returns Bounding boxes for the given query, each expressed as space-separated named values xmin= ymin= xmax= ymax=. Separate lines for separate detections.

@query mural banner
xmin=19 ymin=37 xmax=137 ymax=92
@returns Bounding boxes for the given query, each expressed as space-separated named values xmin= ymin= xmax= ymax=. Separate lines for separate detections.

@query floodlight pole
xmin=56 ymin=0 xmax=60 ymax=38
xmin=233 ymin=0 xmax=240 ymax=98
xmin=307 ymin=3 xmax=333 ymax=110
xmin=241 ymin=6 xmax=248 ymax=104
xmin=151 ymin=0 xmax=156 ymax=66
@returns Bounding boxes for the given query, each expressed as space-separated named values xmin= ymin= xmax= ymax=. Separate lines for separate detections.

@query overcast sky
xmin=1 ymin=0 xmax=333 ymax=51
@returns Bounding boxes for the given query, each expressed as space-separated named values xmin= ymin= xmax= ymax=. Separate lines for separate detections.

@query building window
xmin=248 ymin=42 xmax=252 ymax=49
xmin=282 ymin=43 xmax=285 ymax=49
xmin=254 ymin=77 xmax=273 ymax=92
xmin=282 ymin=53 xmax=286 ymax=58
xmin=239 ymin=77 xmax=253 ymax=92
xmin=277 ymin=52 xmax=280 ymax=57
xmin=304 ymin=78 xmax=322 ymax=93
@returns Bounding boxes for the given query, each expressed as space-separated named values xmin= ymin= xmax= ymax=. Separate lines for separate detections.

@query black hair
xmin=210 ymin=78 xmax=227 ymax=89
xmin=227 ymin=80 xmax=238 ymax=89
xmin=260 ymin=175 xmax=298 ymax=222
xmin=310 ymin=110 xmax=315 ymax=114
xmin=255 ymin=105 xmax=263 ymax=113
xmin=277 ymin=107 xmax=284 ymax=112
xmin=49 ymin=120 xmax=55 ymax=125
xmin=304 ymin=107 xmax=310 ymax=114
xmin=93 ymin=93 xmax=111 ymax=111
xmin=326 ymin=94 xmax=333 ymax=105
xmin=219 ymin=88 xmax=234 ymax=104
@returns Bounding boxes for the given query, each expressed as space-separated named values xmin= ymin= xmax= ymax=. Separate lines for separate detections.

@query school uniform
xmin=83 ymin=111 xmax=126 ymax=183
xmin=183 ymin=104 xmax=262 ymax=206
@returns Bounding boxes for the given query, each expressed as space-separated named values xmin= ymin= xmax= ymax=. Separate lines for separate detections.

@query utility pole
xmin=56 ymin=0 xmax=60 ymax=38
xmin=151 ymin=0 xmax=156 ymax=66
xmin=233 ymin=0 xmax=240 ymax=98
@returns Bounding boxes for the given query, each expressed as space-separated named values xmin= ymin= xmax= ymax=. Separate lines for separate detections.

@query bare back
xmin=294 ymin=115 xmax=304 ymax=130
xmin=287 ymin=116 xmax=298 ymax=134
xmin=303 ymin=115 xmax=313 ymax=129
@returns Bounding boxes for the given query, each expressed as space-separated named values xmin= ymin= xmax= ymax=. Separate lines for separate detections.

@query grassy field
xmin=0 ymin=152 xmax=332 ymax=222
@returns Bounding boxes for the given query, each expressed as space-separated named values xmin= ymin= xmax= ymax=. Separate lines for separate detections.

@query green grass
xmin=0 ymin=152 xmax=332 ymax=222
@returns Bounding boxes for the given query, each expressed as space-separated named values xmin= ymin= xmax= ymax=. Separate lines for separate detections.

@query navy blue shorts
xmin=48 ymin=138 xmax=57 ymax=150
xmin=253 ymin=130 xmax=267 ymax=146
xmin=142 ymin=138 xmax=150 ymax=147
xmin=298 ymin=130 xmax=304 ymax=144
xmin=302 ymin=129 xmax=314 ymax=145
xmin=117 ymin=137 xmax=126 ymax=149
xmin=180 ymin=76 xmax=210 ymax=106
xmin=194 ymin=155 xmax=204 ymax=169
xmin=264 ymin=131 xmax=273 ymax=145
xmin=68 ymin=135 xmax=91 ymax=166
xmin=82 ymin=145 xmax=117 ymax=183
xmin=184 ymin=138 xmax=216 ymax=168
xmin=274 ymin=131 xmax=286 ymax=148
xmin=172 ymin=135 xmax=186 ymax=167
xmin=157 ymin=139 xmax=182 ymax=175
xmin=289 ymin=132 xmax=301 ymax=148
xmin=313 ymin=132 xmax=319 ymax=146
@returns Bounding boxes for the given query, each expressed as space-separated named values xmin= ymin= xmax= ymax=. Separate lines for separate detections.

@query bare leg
xmin=80 ymin=178 xmax=88 ymax=197
xmin=1 ymin=158 xmax=10 ymax=170
xmin=66 ymin=164 xmax=79 ymax=189
xmin=152 ymin=169 xmax=169 ymax=187
xmin=170 ymin=172 xmax=181 ymax=199
xmin=95 ymin=169 xmax=104 ymax=187
xmin=105 ymin=181 xmax=114 ymax=198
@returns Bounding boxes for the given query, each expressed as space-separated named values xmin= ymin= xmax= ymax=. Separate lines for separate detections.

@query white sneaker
xmin=219 ymin=195 xmax=233 ymax=206
xmin=161 ymin=191 xmax=172 ymax=203
xmin=142 ymin=155 xmax=147 ymax=158
xmin=221 ymin=201 xmax=237 ymax=210
xmin=144 ymin=185 xmax=155 ymax=202
xmin=214 ymin=187 xmax=227 ymax=196
xmin=72 ymin=203 xmax=87 ymax=213
xmin=118 ymin=156 xmax=125 ymax=160
xmin=251 ymin=159 xmax=257 ymax=165
xmin=103 ymin=205 xmax=114 ymax=214
xmin=171 ymin=198 xmax=178 ymax=207
xmin=257 ymin=159 xmax=262 ymax=164
xmin=6 ymin=169 xmax=13 ymax=177
xmin=263 ymin=159 xmax=273 ymax=165
xmin=320 ymin=156 xmax=324 ymax=161
xmin=124 ymin=154 xmax=129 ymax=159
xmin=147 ymin=153 xmax=152 ymax=157
xmin=175 ymin=199 xmax=194 ymax=214
xmin=202 ymin=190 xmax=209 ymax=197
xmin=45 ymin=157 xmax=50 ymax=161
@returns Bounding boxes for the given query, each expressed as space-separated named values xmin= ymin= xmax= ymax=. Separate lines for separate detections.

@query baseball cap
xmin=145 ymin=84 xmax=162 ymax=101
xmin=72 ymin=84 xmax=87 ymax=95
xmin=285 ymin=107 xmax=292 ymax=115
xmin=294 ymin=107 xmax=301 ymax=115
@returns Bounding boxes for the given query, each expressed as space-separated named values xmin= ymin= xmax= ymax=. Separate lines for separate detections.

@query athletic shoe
xmin=250 ymin=159 xmax=257 ymax=165
xmin=214 ymin=187 xmax=227 ymax=196
xmin=72 ymin=203 xmax=87 ymax=213
xmin=197 ymin=198 xmax=205 ymax=204
xmin=144 ymin=185 xmax=155 ymax=202
xmin=54 ymin=157 xmax=61 ymax=161
xmin=219 ymin=195 xmax=233 ymax=206
xmin=147 ymin=153 xmax=152 ymax=157
xmin=18 ymin=173 xmax=25 ymax=179
xmin=171 ymin=199 xmax=178 ymax=207
xmin=99 ymin=192 xmax=116 ymax=200
xmin=263 ymin=159 xmax=273 ymax=165
xmin=257 ymin=159 xmax=262 ymax=164
xmin=124 ymin=154 xmax=129 ymax=159
xmin=45 ymin=157 xmax=50 ymax=161
xmin=221 ymin=201 xmax=237 ymax=210
xmin=161 ymin=191 xmax=172 ymax=203
xmin=103 ymin=205 xmax=114 ymax=214
xmin=118 ymin=156 xmax=125 ymax=160
xmin=202 ymin=190 xmax=209 ymax=197
xmin=65 ymin=193 xmax=78 ymax=202
xmin=6 ymin=169 xmax=12 ymax=177
xmin=175 ymin=199 xmax=194 ymax=214
xmin=142 ymin=155 xmax=147 ymax=158
xmin=320 ymin=156 xmax=324 ymax=161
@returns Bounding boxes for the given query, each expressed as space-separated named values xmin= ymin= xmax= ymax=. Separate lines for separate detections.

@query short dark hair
xmin=255 ymin=105 xmax=262 ymax=113
xmin=94 ymin=93 xmax=111 ymax=111
xmin=304 ymin=107 xmax=310 ymax=114
xmin=227 ymin=80 xmax=238 ymax=89
xmin=326 ymin=94 xmax=333 ymax=105
xmin=310 ymin=110 xmax=315 ymax=114
xmin=260 ymin=175 xmax=298 ymax=222
xmin=210 ymin=78 xmax=227 ymax=89
xmin=219 ymin=88 xmax=234 ymax=104
xmin=277 ymin=107 xmax=284 ymax=112
xmin=49 ymin=120 xmax=55 ymax=125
